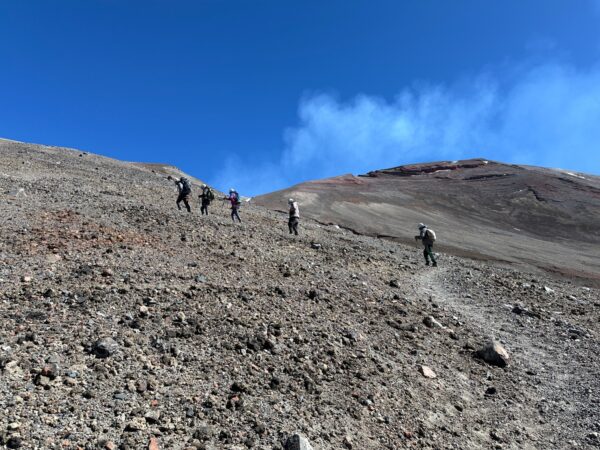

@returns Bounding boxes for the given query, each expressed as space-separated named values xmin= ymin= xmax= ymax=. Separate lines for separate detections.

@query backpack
xmin=426 ymin=228 xmax=436 ymax=242
xmin=206 ymin=188 xmax=215 ymax=201
xmin=290 ymin=202 xmax=299 ymax=217
xmin=232 ymin=192 xmax=241 ymax=205
xmin=180 ymin=178 xmax=191 ymax=195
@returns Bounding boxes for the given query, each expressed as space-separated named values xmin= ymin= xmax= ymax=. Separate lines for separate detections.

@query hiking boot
xmin=432 ymin=262 xmax=437 ymax=267
xmin=425 ymin=261 xmax=430 ymax=266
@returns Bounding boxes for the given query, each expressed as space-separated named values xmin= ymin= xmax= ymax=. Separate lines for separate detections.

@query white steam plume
xmin=212 ymin=61 xmax=600 ymax=196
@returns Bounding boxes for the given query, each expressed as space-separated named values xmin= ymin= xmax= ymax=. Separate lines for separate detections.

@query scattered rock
xmin=511 ymin=304 xmax=539 ymax=317
xmin=231 ymin=381 xmax=248 ymax=393
xmin=193 ymin=423 xmax=213 ymax=441
xmin=423 ymin=316 xmax=443 ymax=329
xmin=485 ymin=386 xmax=497 ymax=396
xmin=42 ymin=288 xmax=56 ymax=298
xmin=6 ymin=437 xmax=23 ymax=449
xmin=419 ymin=365 xmax=437 ymax=379
xmin=41 ymin=363 xmax=60 ymax=379
xmin=343 ymin=435 xmax=353 ymax=448
xmin=125 ymin=417 xmax=147 ymax=432
xmin=35 ymin=374 xmax=51 ymax=387
xmin=113 ymin=392 xmax=128 ymax=400
xmin=136 ymin=379 xmax=148 ymax=393
xmin=490 ymin=430 xmax=504 ymax=442
xmin=144 ymin=410 xmax=161 ymax=424
xmin=92 ymin=337 xmax=118 ymax=358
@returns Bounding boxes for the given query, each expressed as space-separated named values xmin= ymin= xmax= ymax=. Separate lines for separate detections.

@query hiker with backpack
xmin=224 ymin=188 xmax=242 ymax=222
xmin=169 ymin=176 xmax=192 ymax=213
xmin=288 ymin=198 xmax=300 ymax=235
xmin=415 ymin=223 xmax=437 ymax=266
xmin=199 ymin=184 xmax=215 ymax=215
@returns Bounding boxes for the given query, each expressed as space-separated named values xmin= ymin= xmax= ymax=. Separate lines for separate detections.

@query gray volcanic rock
xmin=92 ymin=337 xmax=119 ymax=358
xmin=255 ymin=158 xmax=600 ymax=286
xmin=285 ymin=433 xmax=314 ymax=450
xmin=0 ymin=138 xmax=599 ymax=449
xmin=475 ymin=341 xmax=510 ymax=367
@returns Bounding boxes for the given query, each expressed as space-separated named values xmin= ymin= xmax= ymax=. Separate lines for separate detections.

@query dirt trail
xmin=417 ymin=266 xmax=600 ymax=449
xmin=419 ymin=267 xmax=548 ymax=368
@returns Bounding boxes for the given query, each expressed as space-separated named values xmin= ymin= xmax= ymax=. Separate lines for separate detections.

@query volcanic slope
xmin=0 ymin=139 xmax=599 ymax=449
xmin=255 ymin=159 xmax=600 ymax=285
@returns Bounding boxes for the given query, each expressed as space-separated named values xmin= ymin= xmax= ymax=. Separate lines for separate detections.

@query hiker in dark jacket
xmin=224 ymin=189 xmax=242 ymax=222
xmin=415 ymin=223 xmax=437 ymax=266
xmin=288 ymin=198 xmax=300 ymax=235
xmin=199 ymin=184 xmax=214 ymax=215
xmin=169 ymin=176 xmax=192 ymax=213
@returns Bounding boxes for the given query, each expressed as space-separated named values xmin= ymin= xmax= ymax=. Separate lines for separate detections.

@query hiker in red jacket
xmin=224 ymin=189 xmax=242 ymax=222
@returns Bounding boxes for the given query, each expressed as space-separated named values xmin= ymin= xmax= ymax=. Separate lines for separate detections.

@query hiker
xmin=288 ymin=198 xmax=300 ymax=235
xmin=415 ymin=223 xmax=437 ymax=266
xmin=224 ymin=188 xmax=242 ymax=222
xmin=199 ymin=184 xmax=215 ymax=215
xmin=169 ymin=176 xmax=192 ymax=213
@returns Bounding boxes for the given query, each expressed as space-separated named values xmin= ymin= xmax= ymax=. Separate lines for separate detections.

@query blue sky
xmin=1 ymin=1 xmax=599 ymax=195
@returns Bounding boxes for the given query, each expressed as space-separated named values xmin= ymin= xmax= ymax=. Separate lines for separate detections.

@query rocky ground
xmin=0 ymin=140 xmax=599 ymax=449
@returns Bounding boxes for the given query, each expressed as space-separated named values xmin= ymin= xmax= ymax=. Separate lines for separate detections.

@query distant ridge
xmin=256 ymin=158 xmax=600 ymax=284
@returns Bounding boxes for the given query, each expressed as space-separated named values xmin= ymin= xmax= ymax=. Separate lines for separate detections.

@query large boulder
xmin=475 ymin=341 xmax=510 ymax=367
xmin=285 ymin=433 xmax=314 ymax=450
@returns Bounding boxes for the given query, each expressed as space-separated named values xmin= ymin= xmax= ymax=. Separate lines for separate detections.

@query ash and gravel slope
xmin=1 ymin=140 xmax=599 ymax=449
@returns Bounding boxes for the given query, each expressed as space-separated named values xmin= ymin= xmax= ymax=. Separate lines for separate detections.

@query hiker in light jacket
xmin=415 ymin=223 xmax=437 ymax=266
xmin=288 ymin=198 xmax=300 ymax=235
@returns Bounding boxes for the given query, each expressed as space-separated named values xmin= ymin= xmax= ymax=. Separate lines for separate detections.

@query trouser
xmin=177 ymin=193 xmax=191 ymax=212
xmin=201 ymin=201 xmax=210 ymax=215
xmin=231 ymin=207 xmax=241 ymax=222
xmin=423 ymin=243 xmax=437 ymax=264
xmin=288 ymin=217 xmax=299 ymax=235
